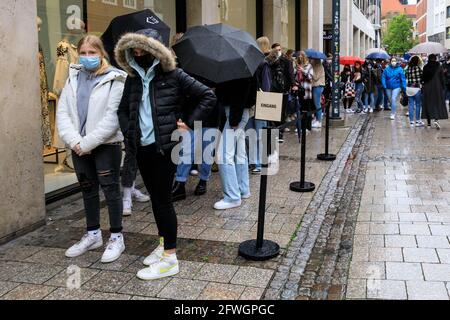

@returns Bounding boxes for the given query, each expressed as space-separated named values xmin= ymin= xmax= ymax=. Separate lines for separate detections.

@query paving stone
xmin=194 ymin=263 xmax=239 ymax=283
xmin=0 ymin=284 xmax=56 ymax=300
xmin=348 ymin=262 xmax=385 ymax=280
xmin=82 ymin=271 xmax=134 ymax=293
xmin=10 ymin=264 xmax=65 ymax=285
xmin=403 ymin=248 xmax=439 ymax=263
xmin=118 ymin=277 xmax=170 ymax=297
xmin=437 ymin=249 xmax=450 ymax=264
xmin=0 ymin=281 xmax=20 ymax=297
xmin=386 ymin=262 xmax=424 ymax=281
xmin=429 ymin=225 xmax=450 ymax=237
xmin=157 ymin=278 xmax=208 ymax=300
xmin=399 ymin=224 xmax=431 ymax=236
xmin=90 ymin=254 xmax=139 ymax=272
xmin=43 ymin=288 xmax=94 ymax=300
xmin=370 ymin=223 xmax=400 ymax=235
xmin=231 ymin=267 xmax=274 ymax=288
xmin=416 ymin=236 xmax=450 ymax=249
xmin=240 ymin=287 xmax=265 ymax=300
xmin=422 ymin=264 xmax=450 ymax=282
xmin=369 ymin=248 xmax=403 ymax=262
xmin=345 ymin=279 xmax=366 ymax=300
xmin=198 ymin=283 xmax=246 ymax=300
xmin=367 ymin=280 xmax=407 ymax=300
xmin=197 ymin=228 xmax=234 ymax=242
xmin=406 ymin=281 xmax=449 ymax=300
xmin=44 ymin=267 xmax=100 ymax=288
xmin=0 ymin=246 xmax=43 ymax=262
xmin=385 ymin=235 xmax=417 ymax=248
xmin=90 ymin=292 xmax=132 ymax=300
xmin=0 ymin=261 xmax=33 ymax=281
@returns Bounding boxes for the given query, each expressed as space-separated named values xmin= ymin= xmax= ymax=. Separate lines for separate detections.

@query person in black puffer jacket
xmin=115 ymin=29 xmax=216 ymax=281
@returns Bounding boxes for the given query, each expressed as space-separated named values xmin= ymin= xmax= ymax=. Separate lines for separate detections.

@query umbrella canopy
xmin=304 ymin=48 xmax=327 ymax=60
xmin=366 ymin=48 xmax=388 ymax=56
xmin=409 ymin=42 xmax=448 ymax=55
xmin=172 ymin=23 xmax=264 ymax=84
xmin=366 ymin=52 xmax=391 ymax=60
xmin=340 ymin=56 xmax=365 ymax=65
xmin=101 ymin=9 xmax=170 ymax=67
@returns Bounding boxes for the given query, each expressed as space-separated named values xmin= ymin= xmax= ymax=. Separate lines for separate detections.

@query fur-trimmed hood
xmin=114 ymin=33 xmax=176 ymax=76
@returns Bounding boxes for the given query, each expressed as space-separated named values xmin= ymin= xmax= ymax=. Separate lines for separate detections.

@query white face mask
xmin=277 ymin=51 xmax=282 ymax=58
xmin=391 ymin=62 xmax=397 ymax=67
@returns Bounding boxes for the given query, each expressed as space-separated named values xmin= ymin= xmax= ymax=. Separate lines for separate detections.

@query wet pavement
xmin=2 ymin=106 xmax=450 ymax=300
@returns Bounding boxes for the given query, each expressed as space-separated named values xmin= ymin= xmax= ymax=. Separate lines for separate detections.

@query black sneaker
xmin=172 ymin=182 xmax=186 ymax=202
xmin=194 ymin=180 xmax=207 ymax=196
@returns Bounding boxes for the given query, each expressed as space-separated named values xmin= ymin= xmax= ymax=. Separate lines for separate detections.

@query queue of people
xmin=56 ymin=28 xmax=450 ymax=283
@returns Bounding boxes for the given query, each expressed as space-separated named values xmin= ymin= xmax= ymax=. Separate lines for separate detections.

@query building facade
xmin=417 ymin=0 xmax=428 ymax=43
xmin=0 ymin=0 xmax=380 ymax=243
xmin=427 ymin=0 xmax=446 ymax=44
xmin=381 ymin=0 xmax=417 ymax=41
xmin=446 ymin=0 xmax=450 ymax=48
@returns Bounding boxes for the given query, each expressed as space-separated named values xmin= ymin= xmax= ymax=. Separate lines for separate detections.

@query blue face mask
xmin=79 ymin=56 xmax=101 ymax=71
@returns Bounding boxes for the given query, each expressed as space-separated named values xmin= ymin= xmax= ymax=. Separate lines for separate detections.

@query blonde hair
xmin=297 ymin=51 xmax=309 ymax=66
xmin=257 ymin=37 xmax=271 ymax=54
xmin=77 ymin=35 xmax=110 ymax=75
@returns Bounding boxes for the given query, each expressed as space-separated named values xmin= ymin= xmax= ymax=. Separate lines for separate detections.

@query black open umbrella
xmin=101 ymin=9 xmax=170 ymax=67
xmin=172 ymin=23 xmax=264 ymax=84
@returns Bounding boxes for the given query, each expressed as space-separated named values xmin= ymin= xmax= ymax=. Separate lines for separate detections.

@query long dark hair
xmin=409 ymin=56 xmax=420 ymax=68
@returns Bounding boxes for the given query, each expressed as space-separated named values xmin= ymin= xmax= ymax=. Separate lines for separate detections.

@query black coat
xmin=115 ymin=32 xmax=217 ymax=187
xmin=422 ymin=62 xmax=448 ymax=121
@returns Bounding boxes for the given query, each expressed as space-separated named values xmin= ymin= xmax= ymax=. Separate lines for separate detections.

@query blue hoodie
xmin=382 ymin=65 xmax=407 ymax=90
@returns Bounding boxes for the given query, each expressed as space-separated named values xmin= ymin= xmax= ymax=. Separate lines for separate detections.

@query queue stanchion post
xmin=317 ymin=98 xmax=337 ymax=161
xmin=290 ymin=111 xmax=316 ymax=193
xmin=239 ymin=127 xmax=280 ymax=261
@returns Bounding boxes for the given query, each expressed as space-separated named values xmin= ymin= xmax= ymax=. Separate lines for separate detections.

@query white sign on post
xmin=255 ymin=91 xmax=284 ymax=122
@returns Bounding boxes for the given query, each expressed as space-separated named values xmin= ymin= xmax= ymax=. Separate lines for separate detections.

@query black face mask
xmin=134 ymin=54 xmax=155 ymax=70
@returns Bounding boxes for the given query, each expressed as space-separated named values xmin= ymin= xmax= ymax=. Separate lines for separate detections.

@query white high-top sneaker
xmin=132 ymin=188 xmax=150 ymax=203
xmin=137 ymin=253 xmax=179 ymax=281
xmin=101 ymin=235 xmax=125 ymax=263
xmin=143 ymin=238 xmax=165 ymax=266
xmin=65 ymin=231 xmax=103 ymax=258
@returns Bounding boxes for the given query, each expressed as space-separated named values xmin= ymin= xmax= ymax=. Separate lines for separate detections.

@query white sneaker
xmin=346 ymin=109 xmax=354 ymax=114
xmin=65 ymin=232 xmax=103 ymax=258
xmin=214 ymin=199 xmax=242 ymax=210
xmin=123 ymin=198 xmax=132 ymax=217
xmin=434 ymin=121 xmax=441 ymax=130
xmin=311 ymin=121 xmax=322 ymax=129
xmin=143 ymin=238 xmax=165 ymax=266
xmin=132 ymin=188 xmax=150 ymax=203
xmin=405 ymin=112 xmax=410 ymax=117
xmin=241 ymin=193 xmax=251 ymax=199
xmin=137 ymin=254 xmax=179 ymax=281
xmin=369 ymin=108 xmax=374 ymax=114
xmin=190 ymin=170 xmax=199 ymax=176
xmin=416 ymin=121 xmax=425 ymax=127
xmin=101 ymin=235 xmax=125 ymax=264
xmin=390 ymin=115 xmax=395 ymax=120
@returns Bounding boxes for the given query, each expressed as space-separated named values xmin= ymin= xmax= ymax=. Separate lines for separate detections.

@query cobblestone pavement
xmin=0 ymin=113 xmax=360 ymax=300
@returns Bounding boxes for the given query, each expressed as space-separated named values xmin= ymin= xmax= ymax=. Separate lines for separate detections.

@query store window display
xmin=218 ymin=0 xmax=256 ymax=38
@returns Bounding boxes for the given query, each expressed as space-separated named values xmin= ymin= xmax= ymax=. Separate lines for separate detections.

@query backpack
xmin=271 ymin=60 xmax=287 ymax=93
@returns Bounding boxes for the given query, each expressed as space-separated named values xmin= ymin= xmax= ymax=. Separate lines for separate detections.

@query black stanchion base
xmin=290 ymin=181 xmax=316 ymax=193
xmin=317 ymin=153 xmax=337 ymax=161
xmin=238 ymin=240 xmax=280 ymax=261
xmin=330 ymin=116 xmax=342 ymax=120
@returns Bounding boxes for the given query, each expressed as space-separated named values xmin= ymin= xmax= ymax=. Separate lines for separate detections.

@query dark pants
xmin=136 ymin=144 xmax=178 ymax=251
xmin=72 ymin=144 xmax=123 ymax=233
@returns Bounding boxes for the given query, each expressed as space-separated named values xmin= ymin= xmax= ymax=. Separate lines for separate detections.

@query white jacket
xmin=56 ymin=64 xmax=127 ymax=153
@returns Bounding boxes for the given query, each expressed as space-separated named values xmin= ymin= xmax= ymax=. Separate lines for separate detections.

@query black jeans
xmin=72 ymin=144 xmax=123 ymax=233
xmin=136 ymin=144 xmax=178 ymax=250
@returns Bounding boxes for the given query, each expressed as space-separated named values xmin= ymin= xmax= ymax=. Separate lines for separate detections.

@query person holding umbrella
xmin=422 ymin=54 xmax=448 ymax=129
xmin=115 ymin=29 xmax=216 ymax=280
xmin=382 ymin=57 xmax=407 ymax=120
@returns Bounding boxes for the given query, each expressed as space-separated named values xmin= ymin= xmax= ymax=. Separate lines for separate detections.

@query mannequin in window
xmin=53 ymin=18 xmax=86 ymax=173
xmin=37 ymin=17 xmax=52 ymax=149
